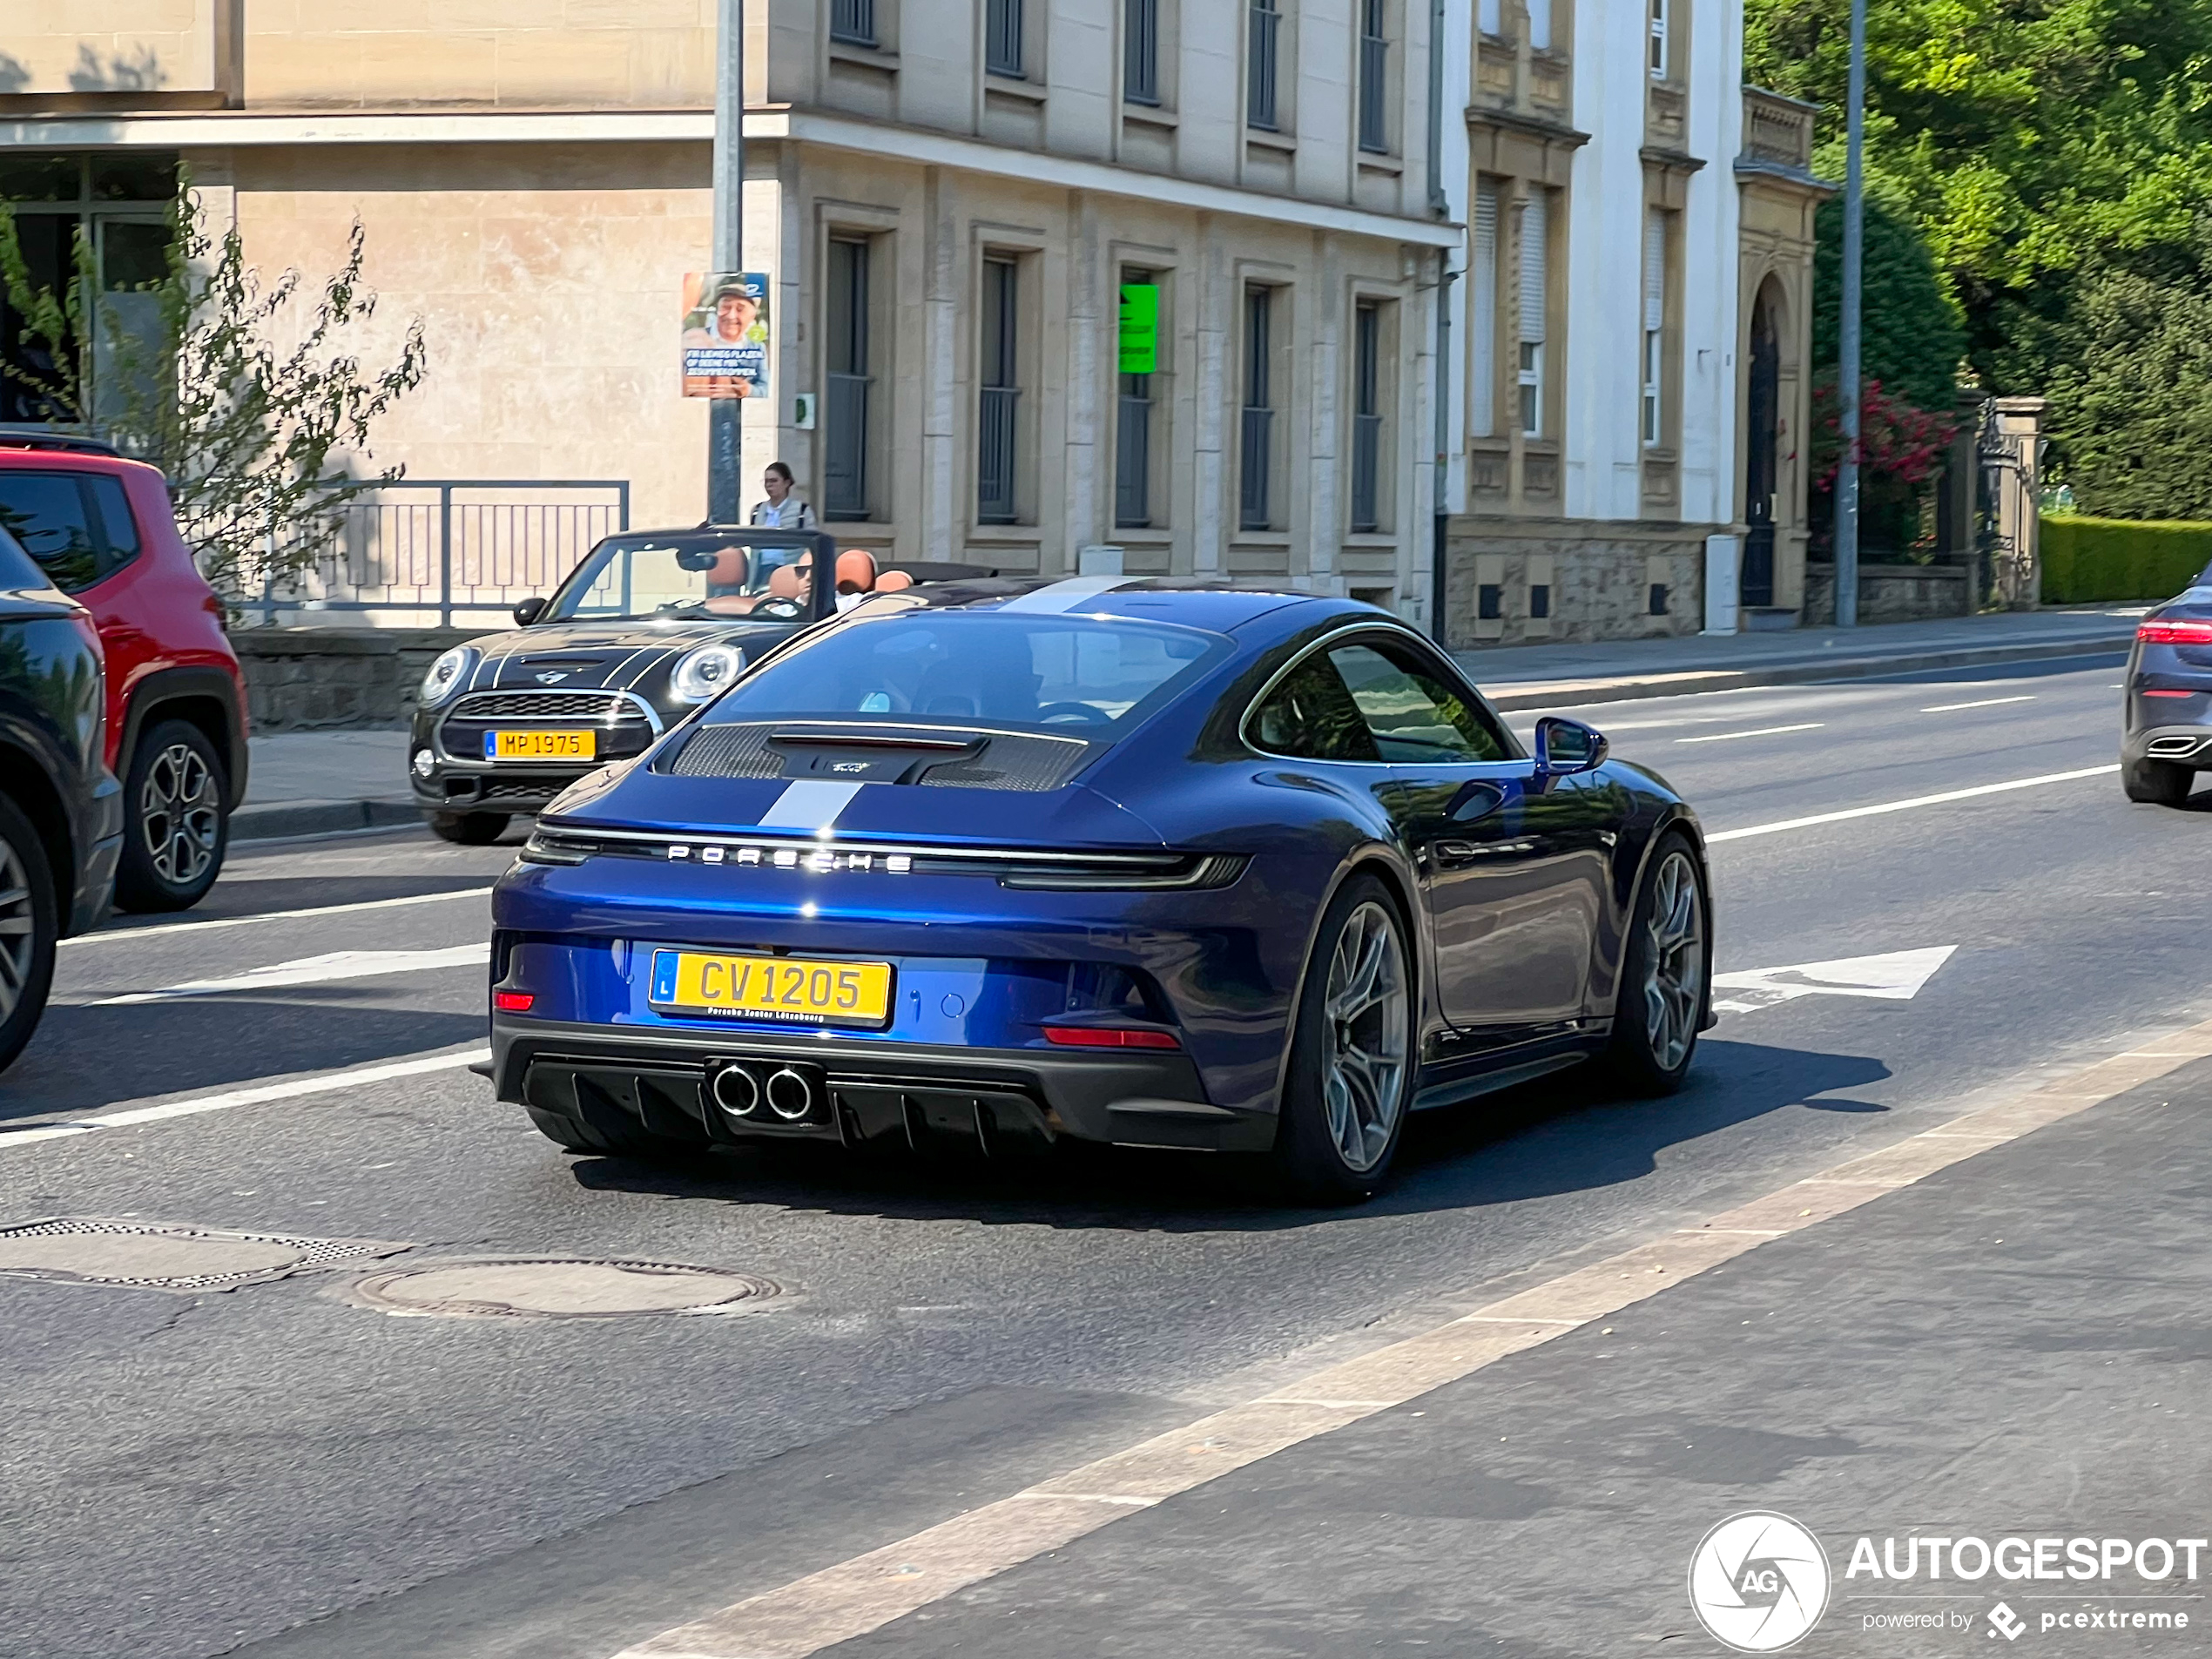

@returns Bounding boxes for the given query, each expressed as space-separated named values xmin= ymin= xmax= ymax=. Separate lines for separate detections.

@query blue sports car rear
xmin=489 ymin=579 xmax=1713 ymax=1199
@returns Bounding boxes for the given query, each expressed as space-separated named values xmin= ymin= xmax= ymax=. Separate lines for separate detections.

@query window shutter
xmin=1471 ymin=183 xmax=1498 ymax=437
xmin=1517 ymin=188 xmax=1548 ymax=345
xmin=1643 ymin=208 xmax=1665 ymax=333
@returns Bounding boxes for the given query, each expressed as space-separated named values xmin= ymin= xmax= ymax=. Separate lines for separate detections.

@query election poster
xmin=682 ymin=271 xmax=769 ymax=399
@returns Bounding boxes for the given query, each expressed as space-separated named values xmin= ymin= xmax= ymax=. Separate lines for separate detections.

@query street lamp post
xmin=1832 ymin=0 xmax=1867 ymax=626
xmin=707 ymin=0 xmax=745 ymax=526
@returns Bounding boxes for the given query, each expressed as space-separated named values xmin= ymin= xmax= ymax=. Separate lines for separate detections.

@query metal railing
xmin=247 ymin=479 xmax=630 ymax=626
xmin=825 ymin=372 xmax=871 ymax=519
xmin=1116 ymin=388 xmax=1152 ymax=528
xmin=977 ymin=385 xmax=1020 ymax=523
xmin=986 ymin=0 xmax=1025 ymax=77
xmin=1350 ymin=412 xmax=1382 ymax=533
xmin=1247 ymin=2 xmax=1280 ymax=131
xmin=1358 ymin=5 xmax=1389 ymax=153
xmin=1124 ymin=0 xmax=1160 ymax=104
xmin=1239 ymin=406 xmax=1273 ymax=530
xmin=831 ymin=0 xmax=876 ymax=45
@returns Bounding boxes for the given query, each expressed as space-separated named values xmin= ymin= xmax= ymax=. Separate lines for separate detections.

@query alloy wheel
xmin=1642 ymin=849 xmax=1705 ymax=1072
xmin=1321 ymin=900 xmax=1410 ymax=1173
xmin=141 ymin=741 xmax=221 ymax=889
xmin=0 ymin=838 xmax=35 ymax=1025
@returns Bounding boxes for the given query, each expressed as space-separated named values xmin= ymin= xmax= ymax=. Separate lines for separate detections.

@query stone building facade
xmin=1 ymin=1 xmax=1455 ymax=620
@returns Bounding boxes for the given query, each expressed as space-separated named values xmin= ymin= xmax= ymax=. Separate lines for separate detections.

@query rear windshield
xmin=706 ymin=611 xmax=1227 ymax=734
xmin=545 ymin=532 xmax=815 ymax=622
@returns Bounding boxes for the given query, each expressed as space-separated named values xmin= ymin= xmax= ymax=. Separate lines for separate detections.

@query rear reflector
xmin=1042 ymin=1024 xmax=1180 ymax=1050
xmin=2142 ymin=689 xmax=2199 ymax=698
xmin=494 ymin=991 xmax=535 ymax=1013
xmin=2136 ymin=619 xmax=2212 ymax=645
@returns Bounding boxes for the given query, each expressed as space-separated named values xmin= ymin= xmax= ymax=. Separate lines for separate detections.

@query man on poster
xmin=683 ymin=272 xmax=769 ymax=399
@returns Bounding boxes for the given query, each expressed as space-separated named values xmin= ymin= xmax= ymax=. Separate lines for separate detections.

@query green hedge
xmin=2041 ymin=516 xmax=2212 ymax=604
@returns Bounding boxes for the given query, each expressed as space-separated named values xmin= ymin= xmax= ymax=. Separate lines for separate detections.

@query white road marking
xmin=59 ymin=886 xmax=497 ymax=949
xmin=1920 ymin=695 xmax=2036 ymax=712
xmin=1711 ymin=946 xmax=1956 ymax=1014
xmin=607 ymin=1015 xmax=2212 ymax=1659
xmin=1706 ymin=764 xmax=2120 ymax=843
xmin=1674 ymin=723 xmax=1824 ymax=744
xmin=95 ymin=943 xmax=490 ymax=1006
xmin=0 ymin=1047 xmax=489 ymax=1152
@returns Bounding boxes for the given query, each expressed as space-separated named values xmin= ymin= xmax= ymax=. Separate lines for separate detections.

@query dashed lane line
xmin=1673 ymin=723 xmax=1824 ymax=744
xmin=93 ymin=944 xmax=492 ymax=1006
xmin=0 ymin=1048 xmax=489 ymax=1150
xmin=58 ymin=887 xmax=498 ymax=950
xmin=608 ymin=1017 xmax=2212 ymax=1659
xmin=1921 ymin=695 xmax=2037 ymax=712
xmin=1706 ymin=764 xmax=2120 ymax=843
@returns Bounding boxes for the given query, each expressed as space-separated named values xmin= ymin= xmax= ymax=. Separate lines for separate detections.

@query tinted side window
xmin=86 ymin=475 xmax=141 ymax=559
xmin=1329 ymin=641 xmax=1509 ymax=763
xmin=1249 ymin=651 xmax=1382 ymax=761
xmin=0 ymin=472 xmax=101 ymax=591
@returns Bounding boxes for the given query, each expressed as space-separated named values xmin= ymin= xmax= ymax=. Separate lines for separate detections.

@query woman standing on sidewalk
xmin=750 ymin=462 xmax=816 ymax=531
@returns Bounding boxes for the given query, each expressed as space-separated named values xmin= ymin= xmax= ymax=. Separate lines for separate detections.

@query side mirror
xmin=1534 ymin=716 xmax=1608 ymax=781
xmin=512 ymin=596 xmax=547 ymax=627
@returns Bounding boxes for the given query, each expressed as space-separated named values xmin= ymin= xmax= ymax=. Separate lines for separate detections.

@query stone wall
xmin=1440 ymin=518 xmax=1712 ymax=649
xmin=1803 ymin=562 xmax=1972 ymax=626
xmin=233 ymin=628 xmax=478 ymax=732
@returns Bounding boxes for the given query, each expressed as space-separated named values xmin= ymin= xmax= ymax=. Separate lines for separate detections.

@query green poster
xmin=1118 ymin=284 xmax=1159 ymax=375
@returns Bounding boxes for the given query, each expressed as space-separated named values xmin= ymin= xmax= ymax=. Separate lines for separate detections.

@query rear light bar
xmin=2142 ymin=688 xmax=2199 ymax=698
xmin=494 ymin=990 xmax=535 ymax=1013
xmin=1042 ymin=1024 xmax=1181 ymax=1050
xmin=2136 ymin=618 xmax=2212 ymax=645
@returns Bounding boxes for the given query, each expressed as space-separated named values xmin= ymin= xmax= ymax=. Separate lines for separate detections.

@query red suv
xmin=0 ymin=430 xmax=247 ymax=911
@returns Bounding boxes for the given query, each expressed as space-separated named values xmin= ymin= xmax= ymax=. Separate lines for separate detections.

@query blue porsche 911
xmin=488 ymin=578 xmax=1713 ymax=1200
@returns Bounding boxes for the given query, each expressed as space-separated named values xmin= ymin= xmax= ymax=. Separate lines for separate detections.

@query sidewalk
xmin=237 ymin=729 xmax=416 ymax=842
xmin=813 ymin=1045 xmax=2212 ymax=1658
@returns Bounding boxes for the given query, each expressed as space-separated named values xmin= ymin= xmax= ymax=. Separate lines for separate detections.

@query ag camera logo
xmin=1689 ymin=1512 xmax=1832 ymax=1652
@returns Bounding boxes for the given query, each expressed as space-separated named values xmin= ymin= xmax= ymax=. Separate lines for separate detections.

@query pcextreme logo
xmin=1688 ymin=1512 xmax=1832 ymax=1652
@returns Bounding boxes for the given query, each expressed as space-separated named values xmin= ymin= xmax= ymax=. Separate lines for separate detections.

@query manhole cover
xmin=0 ymin=1218 xmax=408 ymax=1292
xmin=347 ymin=1257 xmax=786 ymax=1320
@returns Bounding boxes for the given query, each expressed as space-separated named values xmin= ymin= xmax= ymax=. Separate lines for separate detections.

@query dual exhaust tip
xmin=709 ymin=1059 xmax=827 ymax=1126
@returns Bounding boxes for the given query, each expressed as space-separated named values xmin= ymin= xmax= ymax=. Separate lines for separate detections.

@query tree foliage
xmin=0 ymin=185 xmax=426 ymax=604
xmin=1811 ymin=196 xmax=1965 ymax=416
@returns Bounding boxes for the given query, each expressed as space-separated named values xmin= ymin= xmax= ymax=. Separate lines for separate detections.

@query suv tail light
xmin=2136 ymin=618 xmax=2212 ymax=645
xmin=1042 ymin=1024 xmax=1180 ymax=1050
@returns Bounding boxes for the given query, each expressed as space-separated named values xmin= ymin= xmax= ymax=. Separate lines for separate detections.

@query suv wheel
xmin=0 ymin=794 xmax=58 ymax=1073
xmin=115 ymin=719 xmax=228 ymax=913
xmin=429 ymin=811 xmax=513 ymax=846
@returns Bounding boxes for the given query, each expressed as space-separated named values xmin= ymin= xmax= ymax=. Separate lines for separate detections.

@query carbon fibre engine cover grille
xmin=667 ymin=724 xmax=1089 ymax=792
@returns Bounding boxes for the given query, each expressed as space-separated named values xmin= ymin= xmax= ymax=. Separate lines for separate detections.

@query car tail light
xmin=2136 ymin=618 xmax=2212 ymax=645
xmin=1042 ymin=1024 xmax=1180 ymax=1050
xmin=494 ymin=990 xmax=535 ymax=1013
xmin=2142 ymin=688 xmax=2198 ymax=698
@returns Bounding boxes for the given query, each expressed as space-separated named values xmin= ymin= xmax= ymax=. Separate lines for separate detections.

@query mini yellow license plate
xmin=648 ymin=949 xmax=894 ymax=1027
xmin=484 ymin=728 xmax=596 ymax=761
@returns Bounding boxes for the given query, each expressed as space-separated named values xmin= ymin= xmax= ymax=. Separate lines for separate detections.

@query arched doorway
xmin=1743 ymin=282 xmax=1783 ymax=607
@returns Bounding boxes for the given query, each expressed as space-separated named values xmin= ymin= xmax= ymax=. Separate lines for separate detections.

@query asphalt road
xmin=2 ymin=650 xmax=2197 ymax=1659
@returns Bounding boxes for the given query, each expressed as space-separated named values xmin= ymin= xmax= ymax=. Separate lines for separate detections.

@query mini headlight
xmin=419 ymin=645 xmax=477 ymax=708
xmin=671 ymin=642 xmax=745 ymax=704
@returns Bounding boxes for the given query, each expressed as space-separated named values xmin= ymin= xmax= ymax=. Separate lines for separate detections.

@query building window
xmin=832 ymin=0 xmax=877 ymax=47
xmin=1478 ymin=583 xmax=1502 ymax=620
xmin=1357 ymin=0 xmax=1389 ymax=153
xmin=824 ymin=236 xmax=873 ymax=521
xmin=1125 ymin=0 xmax=1160 ymax=104
xmin=978 ymin=257 xmax=1021 ymax=523
xmin=986 ymin=0 xmax=1025 ymax=78
xmin=1116 ymin=268 xmax=1157 ymax=529
xmin=1478 ymin=0 xmax=1501 ymax=35
xmin=1239 ymin=285 xmax=1275 ymax=531
xmin=1648 ymin=0 xmax=1668 ymax=78
xmin=1649 ymin=583 xmax=1669 ymax=616
xmin=1517 ymin=189 xmax=1548 ymax=439
xmin=1351 ymin=301 xmax=1384 ymax=533
xmin=1247 ymin=0 xmax=1281 ymax=132
xmin=1642 ymin=208 xmax=1666 ymax=448
xmin=1470 ymin=179 xmax=1499 ymax=438
xmin=1527 ymin=0 xmax=1551 ymax=51
xmin=1530 ymin=583 xmax=1552 ymax=618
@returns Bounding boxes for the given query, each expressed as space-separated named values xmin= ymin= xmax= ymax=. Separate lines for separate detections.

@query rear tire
xmin=0 ymin=794 xmax=59 ymax=1075
xmin=429 ymin=811 xmax=513 ymax=846
xmin=1602 ymin=833 xmax=1709 ymax=1097
xmin=2122 ymin=756 xmax=2194 ymax=806
xmin=1270 ymin=874 xmax=1415 ymax=1204
xmin=114 ymin=718 xmax=227 ymax=913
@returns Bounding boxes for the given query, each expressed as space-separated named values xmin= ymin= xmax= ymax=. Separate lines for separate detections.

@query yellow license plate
xmin=485 ymin=728 xmax=596 ymax=761
xmin=649 ymin=950 xmax=894 ymax=1028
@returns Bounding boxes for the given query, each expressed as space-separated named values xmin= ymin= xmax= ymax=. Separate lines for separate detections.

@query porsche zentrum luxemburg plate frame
xmin=648 ymin=950 xmax=894 ymax=1028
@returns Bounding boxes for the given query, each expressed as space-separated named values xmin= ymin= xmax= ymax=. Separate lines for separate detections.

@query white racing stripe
xmin=1708 ymin=764 xmax=2119 ymax=843
xmin=1674 ymin=723 xmax=1824 ymax=745
xmin=59 ymin=886 xmax=496 ymax=949
xmin=756 ymin=780 xmax=867 ymax=832
xmin=0 ymin=1047 xmax=489 ymax=1153
xmin=93 ymin=943 xmax=492 ymax=1006
xmin=999 ymin=575 xmax=1134 ymax=613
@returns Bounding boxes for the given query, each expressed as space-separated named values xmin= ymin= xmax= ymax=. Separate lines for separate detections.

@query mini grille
xmin=450 ymin=691 xmax=645 ymax=722
xmin=482 ymin=778 xmax=581 ymax=799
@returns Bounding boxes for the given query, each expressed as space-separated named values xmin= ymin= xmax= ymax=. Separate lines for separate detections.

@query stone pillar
xmin=1940 ymin=391 xmax=1986 ymax=609
xmin=1993 ymin=396 xmax=2047 ymax=610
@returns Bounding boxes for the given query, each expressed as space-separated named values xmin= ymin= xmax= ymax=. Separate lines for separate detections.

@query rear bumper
xmin=2122 ymin=720 xmax=2212 ymax=767
xmin=493 ymin=1015 xmax=1274 ymax=1154
xmin=414 ymin=772 xmax=579 ymax=816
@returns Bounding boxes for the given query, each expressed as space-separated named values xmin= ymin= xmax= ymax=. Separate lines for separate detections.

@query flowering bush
xmin=1810 ymin=377 xmax=1959 ymax=555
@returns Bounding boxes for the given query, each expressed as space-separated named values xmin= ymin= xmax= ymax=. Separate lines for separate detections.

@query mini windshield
xmin=705 ymin=611 xmax=1227 ymax=733
xmin=545 ymin=533 xmax=815 ymax=623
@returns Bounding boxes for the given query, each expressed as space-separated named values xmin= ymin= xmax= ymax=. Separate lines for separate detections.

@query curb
xmin=234 ymin=798 xmax=421 ymax=843
xmin=1477 ymin=632 xmax=2135 ymax=713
